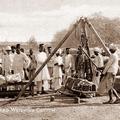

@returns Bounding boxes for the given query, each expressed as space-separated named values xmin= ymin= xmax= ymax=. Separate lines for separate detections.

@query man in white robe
xmin=53 ymin=50 xmax=63 ymax=90
xmin=35 ymin=44 xmax=50 ymax=94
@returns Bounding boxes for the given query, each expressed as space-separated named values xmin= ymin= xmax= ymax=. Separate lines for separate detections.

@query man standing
xmin=2 ymin=46 xmax=12 ymax=76
xmin=28 ymin=49 xmax=37 ymax=80
xmin=98 ymin=44 xmax=120 ymax=104
xmin=53 ymin=50 xmax=63 ymax=90
xmin=75 ymin=46 xmax=86 ymax=78
xmin=64 ymin=48 xmax=74 ymax=81
xmin=10 ymin=46 xmax=16 ymax=73
xmin=92 ymin=47 xmax=104 ymax=90
xmin=47 ymin=47 xmax=54 ymax=77
xmin=35 ymin=44 xmax=50 ymax=94
xmin=12 ymin=47 xmax=30 ymax=80
xmin=47 ymin=46 xmax=54 ymax=89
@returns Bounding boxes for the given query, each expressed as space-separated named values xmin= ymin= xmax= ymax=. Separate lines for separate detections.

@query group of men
xmin=92 ymin=44 xmax=120 ymax=104
xmin=0 ymin=44 xmax=30 ymax=79
xmin=0 ymin=43 xmax=120 ymax=104
xmin=0 ymin=43 xmax=74 ymax=94
xmin=35 ymin=44 xmax=74 ymax=94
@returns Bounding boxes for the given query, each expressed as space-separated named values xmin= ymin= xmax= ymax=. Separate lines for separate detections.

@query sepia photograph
xmin=0 ymin=0 xmax=120 ymax=120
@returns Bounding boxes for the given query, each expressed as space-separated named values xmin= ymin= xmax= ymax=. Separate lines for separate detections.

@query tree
xmin=52 ymin=14 xmax=120 ymax=48
xmin=52 ymin=24 xmax=81 ymax=48
xmin=28 ymin=36 xmax=38 ymax=50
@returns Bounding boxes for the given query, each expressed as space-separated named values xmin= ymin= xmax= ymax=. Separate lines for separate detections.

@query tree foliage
xmin=28 ymin=36 xmax=38 ymax=50
xmin=52 ymin=15 xmax=120 ymax=48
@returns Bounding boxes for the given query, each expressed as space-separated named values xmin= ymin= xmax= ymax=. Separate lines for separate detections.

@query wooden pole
xmin=81 ymin=47 xmax=102 ymax=73
xmin=86 ymin=19 xmax=111 ymax=56
xmin=14 ymin=19 xmax=82 ymax=101
xmin=81 ymin=48 xmax=97 ymax=68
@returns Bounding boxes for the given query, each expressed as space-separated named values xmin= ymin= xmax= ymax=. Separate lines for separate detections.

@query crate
xmin=65 ymin=77 xmax=96 ymax=95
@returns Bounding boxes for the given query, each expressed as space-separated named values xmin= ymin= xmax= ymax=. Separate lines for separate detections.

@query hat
xmin=94 ymin=47 xmax=100 ymax=53
xmin=56 ymin=49 xmax=62 ymax=54
xmin=47 ymin=46 xmax=51 ymax=49
xmin=11 ymin=46 xmax=16 ymax=49
xmin=39 ymin=44 xmax=44 ymax=46
xmin=109 ymin=44 xmax=117 ymax=50
xmin=66 ymin=48 xmax=70 ymax=50
xmin=16 ymin=44 xmax=20 ymax=49
xmin=5 ymin=46 xmax=11 ymax=51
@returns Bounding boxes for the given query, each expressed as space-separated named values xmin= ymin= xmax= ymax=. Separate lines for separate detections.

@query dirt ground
xmin=0 ymin=94 xmax=120 ymax=120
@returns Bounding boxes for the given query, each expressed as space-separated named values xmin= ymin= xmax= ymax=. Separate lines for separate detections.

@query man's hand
xmin=101 ymin=73 xmax=105 ymax=77
xmin=97 ymin=67 xmax=104 ymax=71
xmin=54 ymin=63 xmax=58 ymax=66
xmin=96 ymin=71 xmax=99 ymax=77
xmin=11 ymin=70 xmax=14 ymax=74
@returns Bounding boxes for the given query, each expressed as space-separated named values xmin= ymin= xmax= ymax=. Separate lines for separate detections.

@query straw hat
xmin=94 ymin=47 xmax=101 ymax=53
xmin=5 ymin=46 xmax=11 ymax=51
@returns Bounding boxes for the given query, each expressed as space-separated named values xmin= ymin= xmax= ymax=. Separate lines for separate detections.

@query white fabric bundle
xmin=6 ymin=73 xmax=21 ymax=82
xmin=0 ymin=75 xmax=6 ymax=85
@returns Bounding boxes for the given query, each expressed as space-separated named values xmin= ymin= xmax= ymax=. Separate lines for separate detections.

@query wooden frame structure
xmin=3 ymin=17 xmax=110 ymax=102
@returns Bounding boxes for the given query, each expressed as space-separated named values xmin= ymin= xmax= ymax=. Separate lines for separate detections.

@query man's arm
xmin=102 ymin=58 xmax=113 ymax=74
xmin=22 ymin=53 xmax=31 ymax=69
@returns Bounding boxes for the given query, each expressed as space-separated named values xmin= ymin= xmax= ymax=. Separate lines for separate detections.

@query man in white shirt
xmin=92 ymin=47 xmax=104 ymax=90
xmin=98 ymin=44 xmax=120 ymax=104
xmin=65 ymin=48 xmax=74 ymax=76
xmin=64 ymin=48 xmax=74 ymax=83
xmin=12 ymin=46 xmax=30 ymax=80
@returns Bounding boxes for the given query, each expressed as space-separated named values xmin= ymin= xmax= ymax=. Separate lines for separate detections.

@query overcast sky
xmin=0 ymin=0 xmax=120 ymax=42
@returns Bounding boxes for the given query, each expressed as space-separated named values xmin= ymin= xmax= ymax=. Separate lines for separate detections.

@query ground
xmin=0 ymin=94 xmax=120 ymax=120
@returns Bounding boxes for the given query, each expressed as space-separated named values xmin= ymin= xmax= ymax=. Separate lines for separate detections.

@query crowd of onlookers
xmin=0 ymin=43 xmax=75 ymax=94
xmin=0 ymin=43 xmax=120 ymax=104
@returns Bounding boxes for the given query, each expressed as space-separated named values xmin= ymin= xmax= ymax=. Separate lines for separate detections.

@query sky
xmin=0 ymin=0 xmax=120 ymax=42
